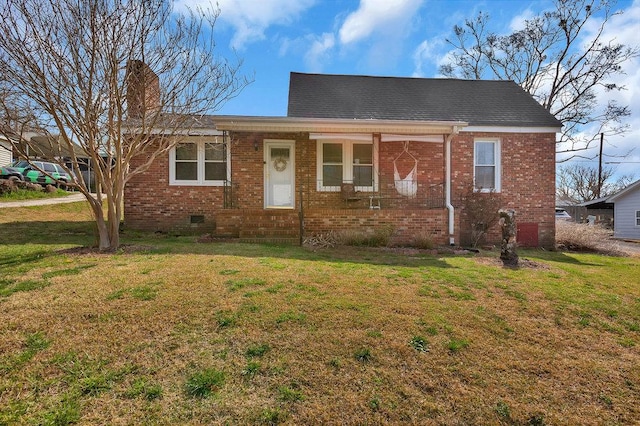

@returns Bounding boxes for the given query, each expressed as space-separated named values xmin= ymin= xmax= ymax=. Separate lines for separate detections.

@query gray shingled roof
xmin=287 ymin=72 xmax=562 ymax=128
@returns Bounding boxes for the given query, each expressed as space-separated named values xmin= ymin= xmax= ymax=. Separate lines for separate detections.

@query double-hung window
xmin=169 ymin=138 xmax=229 ymax=186
xmin=317 ymin=139 xmax=376 ymax=191
xmin=474 ymin=139 xmax=501 ymax=192
xmin=636 ymin=210 xmax=640 ymax=227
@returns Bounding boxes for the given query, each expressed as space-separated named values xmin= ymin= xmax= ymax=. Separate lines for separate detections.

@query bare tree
xmin=556 ymin=163 xmax=635 ymax=203
xmin=0 ymin=0 xmax=249 ymax=250
xmin=440 ymin=0 xmax=639 ymax=157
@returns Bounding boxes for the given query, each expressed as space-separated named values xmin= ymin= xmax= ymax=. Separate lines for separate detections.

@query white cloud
xmin=412 ymin=38 xmax=447 ymax=77
xmin=508 ymin=8 xmax=535 ymax=31
xmin=304 ymin=33 xmax=336 ymax=72
xmin=278 ymin=32 xmax=336 ymax=73
xmin=175 ymin=0 xmax=315 ymax=49
xmin=338 ymin=0 xmax=423 ymax=45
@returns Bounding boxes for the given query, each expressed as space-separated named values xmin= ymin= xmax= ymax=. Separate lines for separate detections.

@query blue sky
xmin=177 ymin=0 xmax=640 ymax=177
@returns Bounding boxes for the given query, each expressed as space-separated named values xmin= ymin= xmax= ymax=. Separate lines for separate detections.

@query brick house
xmin=125 ymin=72 xmax=561 ymax=248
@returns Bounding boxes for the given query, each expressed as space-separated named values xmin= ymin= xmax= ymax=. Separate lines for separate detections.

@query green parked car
xmin=0 ymin=166 xmax=24 ymax=181
xmin=9 ymin=160 xmax=74 ymax=189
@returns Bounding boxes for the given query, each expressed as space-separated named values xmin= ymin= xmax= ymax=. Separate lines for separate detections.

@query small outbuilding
xmin=608 ymin=179 xmax=640 ymax=240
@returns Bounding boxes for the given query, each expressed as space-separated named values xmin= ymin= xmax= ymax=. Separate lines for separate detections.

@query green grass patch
xmin=0 ymin=188 xmax=70 ymax=201
xmin=42 ymin=264 xmax=97 ymax=279
xmin=409 ymin=335 xmax=429 ymax=352
xmin=275 ymin=311 xmax=306 ymax=324
xmin=38 ymin=395 xmax=81 ymax=426
xmin=241 ymin=361 xmax=261 ymax=378
xmin=246 ymin=344 xmax=270 ymax=358
xmin=447 ymin=338 xmax=470 ymax=353
xmin=225 ymin=277 xmax=267 ymax=291
xmin=258 ymin=408 xmax=287 ymax=425
xmin=185 ymin=369 xmax=225 ymax=398
xmin=277 ymin=384 xmax=304 ymax=402
xmin=0 ymin=278 xmax=50 ymax=297
xmin=129 ymin=285 xmax=158 ymax=301
xmin=124 ymin=378 xmax=163 ymax=400
xmin=354 ymin=348 xmax=372 ymax=362
xmin=0 ymin=332 xmax=51 ymax=373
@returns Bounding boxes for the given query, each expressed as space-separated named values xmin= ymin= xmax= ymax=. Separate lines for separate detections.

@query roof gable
xmin=608 ymin=179 xmax=640 ymax=202
xmin=287 ymin=72 xmax=562 ymax=128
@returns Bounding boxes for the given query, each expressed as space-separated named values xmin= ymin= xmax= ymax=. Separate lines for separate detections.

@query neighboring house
xmin=125 ymin=72 xmax=561 ymax=248
xmin=577 ymin=197 xmax=614 ymax=226
xmin=0 ymin=137 xmax=13 ymax=166
xmin=607 ymin=179 xmax=640 ymax=240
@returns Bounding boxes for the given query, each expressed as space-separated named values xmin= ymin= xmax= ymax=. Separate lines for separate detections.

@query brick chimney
xmin=126 ymin=60 xmax=160 ymax=118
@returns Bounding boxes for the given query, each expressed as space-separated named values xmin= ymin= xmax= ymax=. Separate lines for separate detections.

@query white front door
xmin=264 ymin=141 xmax=295 ymax=209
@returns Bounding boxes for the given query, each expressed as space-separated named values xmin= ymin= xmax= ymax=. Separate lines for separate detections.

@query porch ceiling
xmin=210 ymin=115 xmax=467 ymax=135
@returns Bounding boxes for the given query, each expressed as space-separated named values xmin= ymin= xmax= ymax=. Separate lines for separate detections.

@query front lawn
xmin=1 ymin=202 xmax=639 ymax=424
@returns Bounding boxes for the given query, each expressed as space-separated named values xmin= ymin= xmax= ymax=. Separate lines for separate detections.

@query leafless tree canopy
xmin=0 ymin=0 xmax=250 ymax=250
xmin=440 ymin=0 xmax=639 ymax=157
xmin=556 ymin=163 xmax=635 ymax=203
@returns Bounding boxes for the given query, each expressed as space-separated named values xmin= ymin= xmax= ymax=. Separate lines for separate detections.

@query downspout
xmin=445 ymin=128 xmax=459 ymax=246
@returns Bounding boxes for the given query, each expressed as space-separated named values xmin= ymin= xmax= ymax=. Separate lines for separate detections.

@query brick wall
xmin=452 ymin=132 xmax=556 ymax=248
xmin=303 ymin=208 xmax=447 ymax=245
xmin=125 ymin=130 xmax=556 ymax=247
xmin=124 ymin=143 xmax=225 ymax=233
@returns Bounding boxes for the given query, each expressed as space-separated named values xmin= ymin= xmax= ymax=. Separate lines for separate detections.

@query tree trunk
xmin=86 ymin=192 xmax=120 ymax=251
xmin=499 ymin=209 xmax=519 ymax=267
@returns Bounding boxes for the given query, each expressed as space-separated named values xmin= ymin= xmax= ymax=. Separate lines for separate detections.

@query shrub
xmin=461 ymin=183 xmax=502 ymax=247
xmin=555 ymin=221 xmax=624 ymax=255
xmin=410 ymin=231 xmax=435 ymax=249
xmin=339 ymin=226 xmax=394 ymax=247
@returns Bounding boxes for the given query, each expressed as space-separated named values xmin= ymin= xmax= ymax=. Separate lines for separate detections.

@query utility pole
xmin=597 ymin=132 xmax=604 ymax=199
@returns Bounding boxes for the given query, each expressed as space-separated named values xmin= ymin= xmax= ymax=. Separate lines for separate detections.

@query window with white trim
xmin=169 ymin=139 xmax=229 ymax=186
xmin=317 ymin=140 xmax=376 ymax=191
xmin=474 ymin=139 xmax=501 ymax=191
xmin=636 ymin=210 xmax=640 ymax=227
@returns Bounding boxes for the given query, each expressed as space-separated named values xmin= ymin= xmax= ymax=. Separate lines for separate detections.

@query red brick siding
xmin=451 ymin=132 xmax=556 ymax=247
xmin=304 ymin=209 xmax=447 ymax=245
xmin=125 ymin=131 xmax=556 ymax=247
xmin=124 ymin=147 xmax=225 ymax=233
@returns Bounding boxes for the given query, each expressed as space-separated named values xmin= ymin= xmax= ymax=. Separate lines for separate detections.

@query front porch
xmin=214 ymin=206 xmax=452 ymax=246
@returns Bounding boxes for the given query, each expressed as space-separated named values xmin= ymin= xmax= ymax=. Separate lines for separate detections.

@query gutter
xmin=445 ymin=128 xmax=460 ymax=246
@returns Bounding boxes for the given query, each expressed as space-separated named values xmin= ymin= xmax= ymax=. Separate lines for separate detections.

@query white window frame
xmin=635 ymin=210 xmax=640 ymax=227
xmin=474 ymin=138 xmax=501 ymax=192
xmin=169 ymin=137 xmax=230 ymax=186
xmin=316 ymin=139 xmax=377 ymax=192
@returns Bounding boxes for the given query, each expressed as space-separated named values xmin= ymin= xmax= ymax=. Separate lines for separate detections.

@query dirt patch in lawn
xmin=474 ymin=256 xmax=550 ymax=269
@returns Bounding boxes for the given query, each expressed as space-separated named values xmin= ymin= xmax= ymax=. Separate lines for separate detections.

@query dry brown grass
xmin=555 ymin=221 xmax=624 ymax=255
xmin=1 ymin=204 xmax=639 ymax=425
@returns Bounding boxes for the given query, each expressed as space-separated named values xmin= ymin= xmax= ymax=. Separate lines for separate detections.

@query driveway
xmin=0 ymin=193 xmax=89 ymax=208
xmin=615 ymin=240 xmax=640 ymax=257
